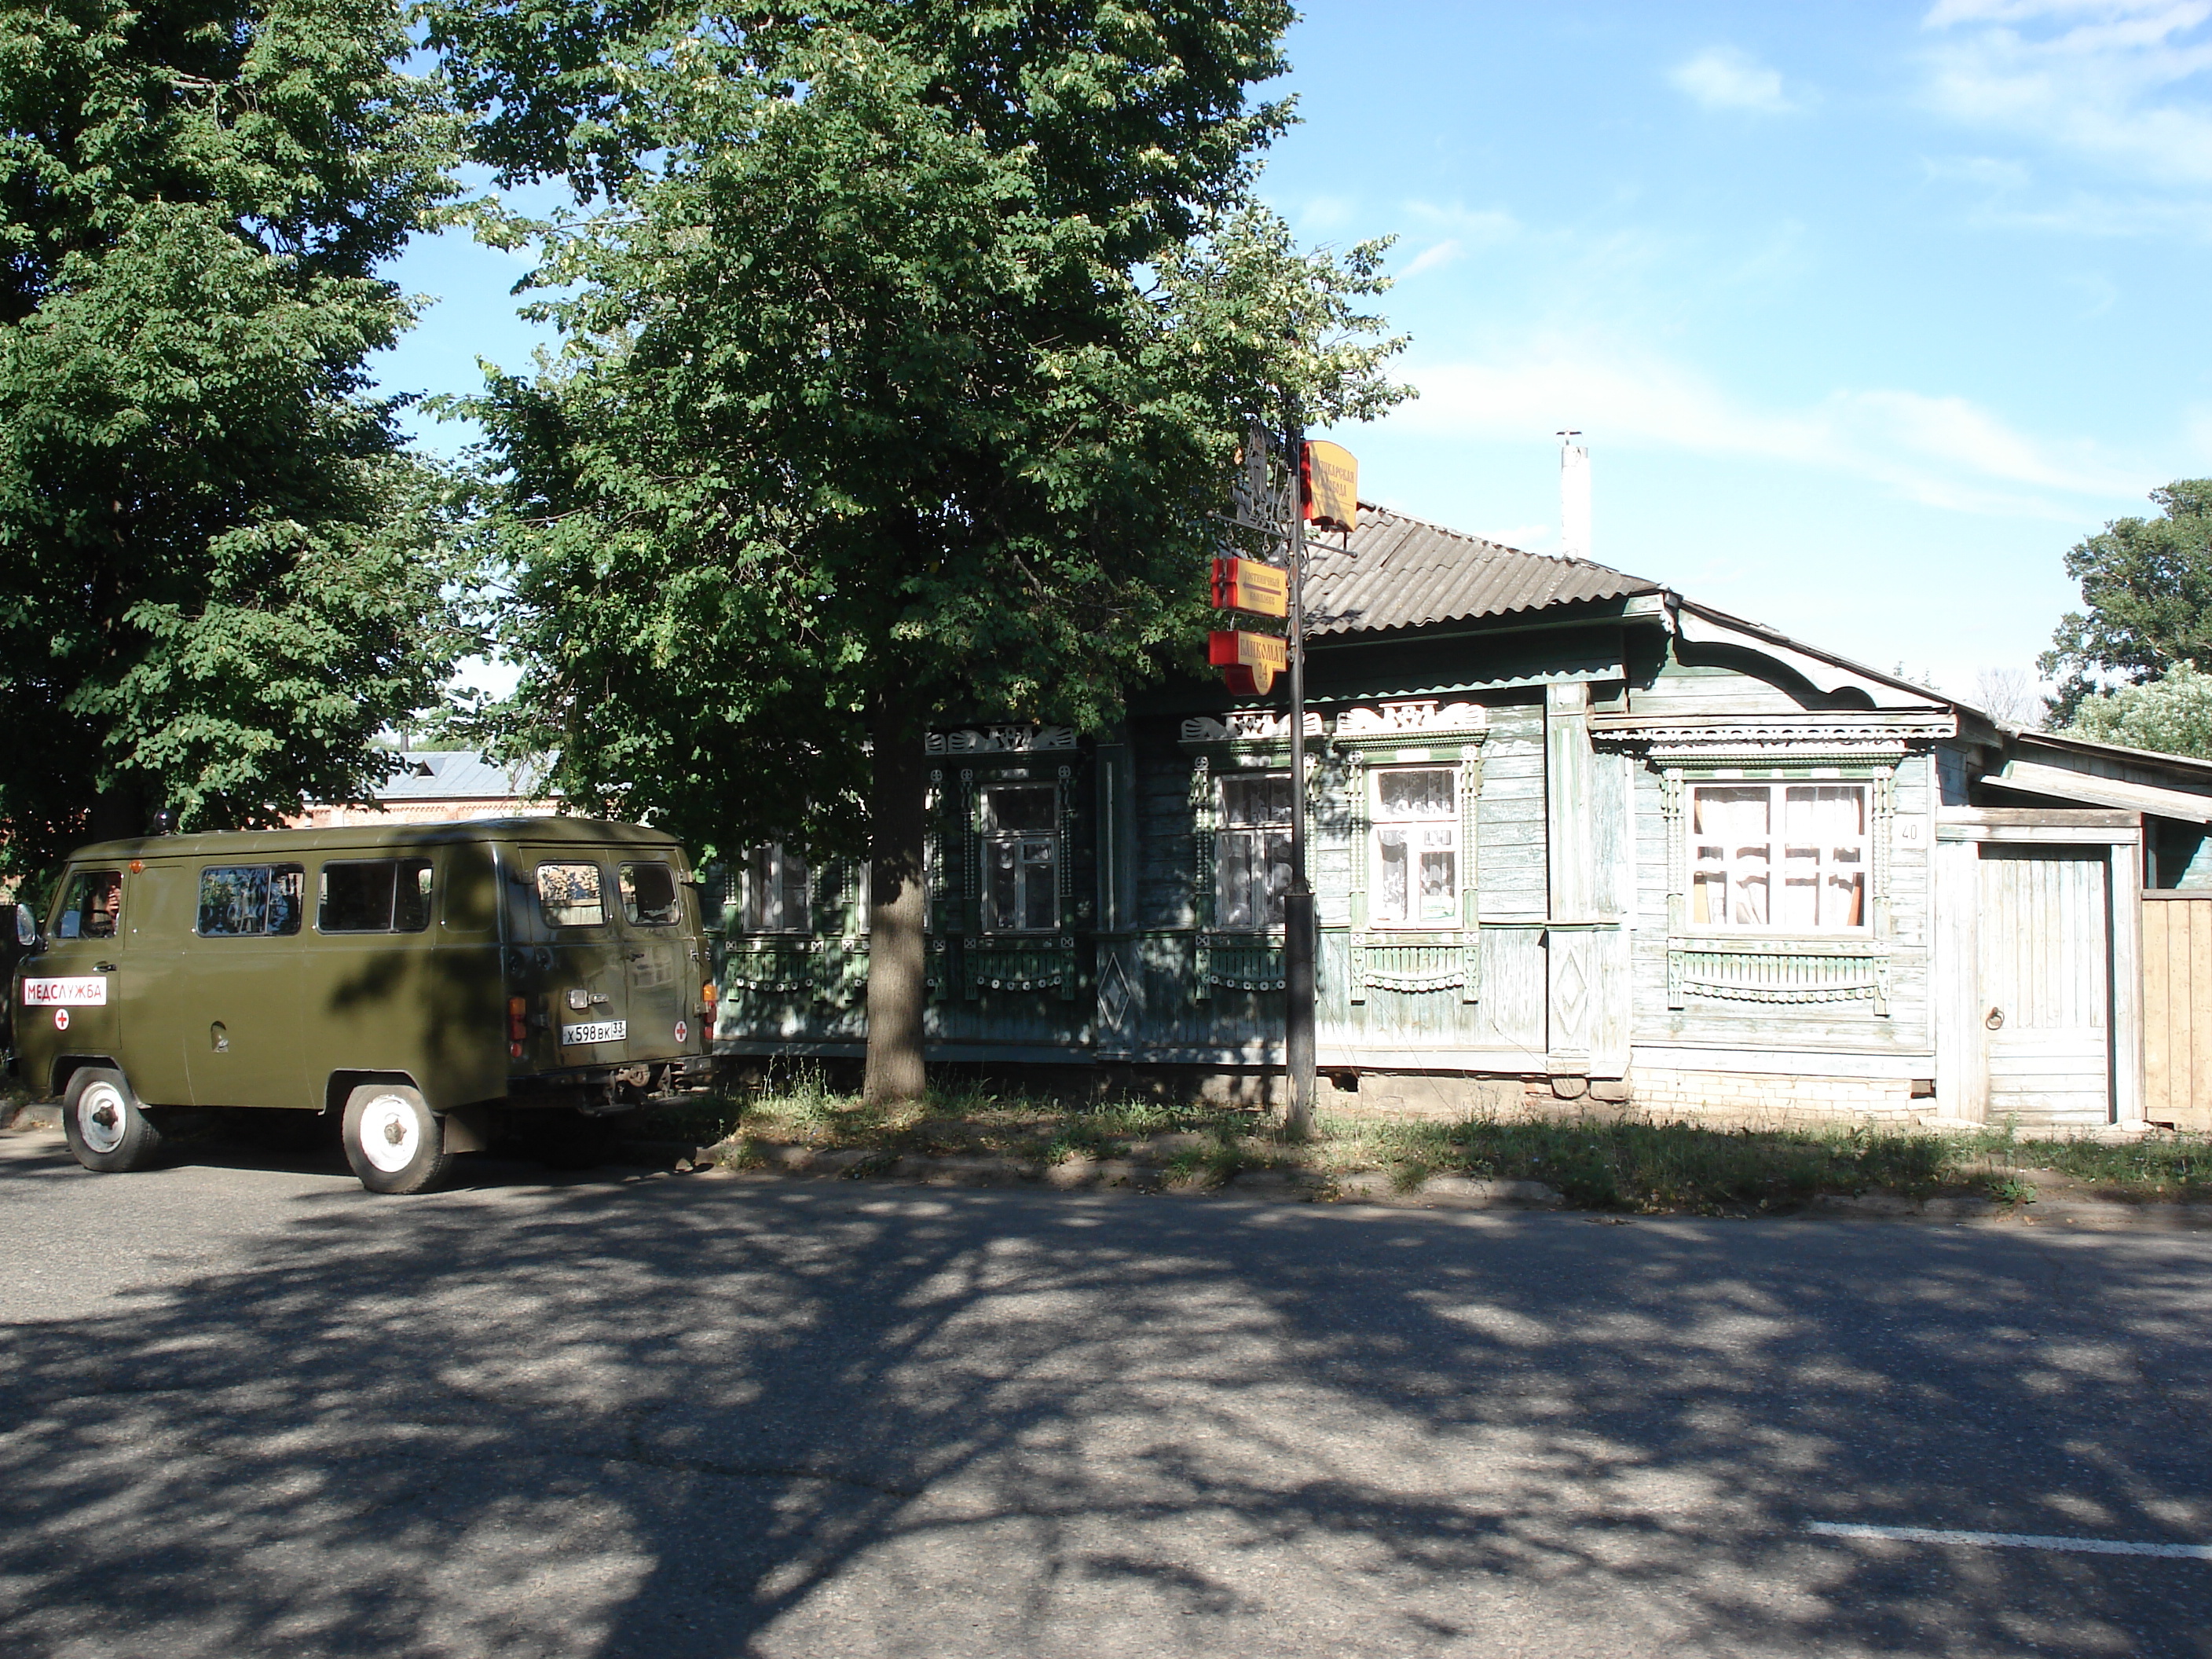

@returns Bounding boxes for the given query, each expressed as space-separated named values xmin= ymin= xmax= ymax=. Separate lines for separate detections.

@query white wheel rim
xmin=76 ymin=1082 xmax=127 ymax=1155
xmin=357 ymin=1095 xmax=422 ymax=1173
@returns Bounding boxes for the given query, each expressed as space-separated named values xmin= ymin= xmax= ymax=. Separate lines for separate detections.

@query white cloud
xmin=1669 ymin=46 xmax=1801 ymax=114
xmin=1298 ymin=195 xmax=1358 ymax=233
xmin=1400 ymin=239 xmax=1465 ymax=279
xmin=1921 ymin=0 xmax=2212 ymax=182
xmin=1401 ymin=201 xmax=1522 ymax=244
xmin=1920 ymin=153 xmax=2035 ymax=187
xmin=1386 ymin=338 xmax=2148 ymax=517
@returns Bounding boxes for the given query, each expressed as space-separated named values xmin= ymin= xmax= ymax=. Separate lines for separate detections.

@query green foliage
xmin=434 ymin=2 xmax=1409 ymax=857
xmin=2042 ymin=480 xmax=2212 ymax=722
xmin=2062 ymin=663 xmax=2212 ymax=759
xmin=0 ymin=0 xmax=464 ymax=871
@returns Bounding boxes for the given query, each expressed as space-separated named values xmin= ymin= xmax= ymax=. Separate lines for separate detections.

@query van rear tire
xmin=342 ymin=1085 xmax=447 ymax=1195
xmin=62 ymin=1068 xmax=163 ymax=1174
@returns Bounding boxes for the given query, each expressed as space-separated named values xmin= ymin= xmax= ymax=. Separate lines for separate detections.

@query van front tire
xmin=342 ymin=1085 xmax=447 ymax=1195
xmin=62 ymin=1068 xmax=163 ymax=1173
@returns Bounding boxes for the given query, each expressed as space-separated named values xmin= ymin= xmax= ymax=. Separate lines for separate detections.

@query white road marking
xmin=1810 ymin=1522 xmax=2212 ymax=1561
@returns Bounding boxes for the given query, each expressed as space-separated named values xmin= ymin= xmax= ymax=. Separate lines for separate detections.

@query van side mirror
xmin=15 ymin=902 xmax=38 ymax=948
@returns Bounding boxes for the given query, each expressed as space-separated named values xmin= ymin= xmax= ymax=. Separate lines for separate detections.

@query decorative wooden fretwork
xmin=964 ymin=937 xmax=1077 ymax=998
xmin=723 ymin=937 xmax=869 ymax=1005
xmin=1667 ymin=936 xmax=1892 ymax=1016
xmin=1357 ymin=939 xmax=1469 ymax=994
xmin=927 ymin=725 xmax=1077 ymax=755
xmin=1199 ymin=938 xmax=1284 ymax=992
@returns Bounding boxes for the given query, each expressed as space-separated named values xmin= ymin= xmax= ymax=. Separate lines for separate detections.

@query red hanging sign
xmin=1209 ymin=629 xmax=1287 ymax=695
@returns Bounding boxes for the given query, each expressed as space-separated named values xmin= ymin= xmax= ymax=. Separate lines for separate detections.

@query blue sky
xmin=372 ymin=1 xmax=2212 ymax=700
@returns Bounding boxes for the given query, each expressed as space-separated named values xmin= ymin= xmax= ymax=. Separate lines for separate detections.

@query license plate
xmin=560 ymin=1019 xmax=627 ymax=1046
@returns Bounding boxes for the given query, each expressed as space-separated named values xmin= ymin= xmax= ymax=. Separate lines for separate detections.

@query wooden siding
xmin=2144 ymin=893 xmax=2212 ymax=1130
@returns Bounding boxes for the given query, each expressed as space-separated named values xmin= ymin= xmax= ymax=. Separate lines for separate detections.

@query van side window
xmin=620 ymin=862 xmax=680 ymax=926
xmin=198 ymin=865 xmax=305 ymax=937
xmin=53 ymin=870 xmax=123 ymax=939
xmin=319 ymin=859 xmax=435 ymax=933
xmin=537 ymin=862 xmax=605 ymax=927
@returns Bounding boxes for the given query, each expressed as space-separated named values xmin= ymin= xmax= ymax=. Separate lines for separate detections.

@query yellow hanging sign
xmin=1302 ymin=440 xmax=1358 ymax=533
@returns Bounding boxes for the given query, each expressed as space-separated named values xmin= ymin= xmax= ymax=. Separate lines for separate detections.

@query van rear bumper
xmin=505 ymin=1054 xmax=723 ymax=1115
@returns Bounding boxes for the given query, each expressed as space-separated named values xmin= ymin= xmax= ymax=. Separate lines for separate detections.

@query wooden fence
xmin=2142 ymin=892 xmax=2212 ymax=1130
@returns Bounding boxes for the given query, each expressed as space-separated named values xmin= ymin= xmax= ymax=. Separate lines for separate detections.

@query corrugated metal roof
xmin=1304 ymin=503 xmax=1661 ymax=635
xmin=372 ymin=750 xmax=552 ymax=801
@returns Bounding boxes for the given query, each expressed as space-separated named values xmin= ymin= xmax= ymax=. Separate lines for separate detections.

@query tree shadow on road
xmin=2 ymin=1154 xmax=2208 ymax=1656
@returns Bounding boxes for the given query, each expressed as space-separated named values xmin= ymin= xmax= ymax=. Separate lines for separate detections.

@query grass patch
xmin=694 ymin=1069 xmax=2212 ymax=1212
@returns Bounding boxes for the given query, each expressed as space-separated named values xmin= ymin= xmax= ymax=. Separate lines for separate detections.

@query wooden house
xmin=712 ymin=504 xmax=2212 ymax=1133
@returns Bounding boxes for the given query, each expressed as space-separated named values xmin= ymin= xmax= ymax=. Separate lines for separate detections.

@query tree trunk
xmin=863 ymin=691 xmax=928 ymax=1105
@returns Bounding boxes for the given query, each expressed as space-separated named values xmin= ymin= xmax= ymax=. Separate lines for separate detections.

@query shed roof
xmin=1305 ymin=503 xmax=1661 ymax=636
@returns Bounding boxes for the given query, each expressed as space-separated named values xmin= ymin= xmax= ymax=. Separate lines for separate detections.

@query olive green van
xmin=12 ymin=819 xmax=719 ymax=1192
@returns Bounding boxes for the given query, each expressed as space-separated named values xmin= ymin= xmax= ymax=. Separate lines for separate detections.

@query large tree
xmin=2042 ymin=479 xmax=2212 ymax=723
xmin=2066 ymin=665 xmax=2212 ymax=760
xmin=434 ymin=2 xmax=1408 ymax=1101
xmin=0 ymin=0 xmax=465 ymax=873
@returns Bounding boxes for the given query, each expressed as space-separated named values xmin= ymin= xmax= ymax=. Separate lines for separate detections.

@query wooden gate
xmin=2143 ymin=892 xmax=2212 ymax=1130
xmin=1978 ymin=845 xmax=2113 ymax=1129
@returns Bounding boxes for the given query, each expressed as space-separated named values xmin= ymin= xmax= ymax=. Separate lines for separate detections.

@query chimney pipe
xmin=1558 ymin=430 xmax=1590 ymax=562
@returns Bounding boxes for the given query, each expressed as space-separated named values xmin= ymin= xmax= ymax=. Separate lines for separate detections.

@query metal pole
xmin=1282 ymin=407 xmax=1316 ymax=1137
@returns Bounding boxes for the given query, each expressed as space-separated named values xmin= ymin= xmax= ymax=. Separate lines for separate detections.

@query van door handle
xmin=626 ymin=951 xmax=645 ymax=962
xmin=96 ymin=961 xmax=118 ymax=973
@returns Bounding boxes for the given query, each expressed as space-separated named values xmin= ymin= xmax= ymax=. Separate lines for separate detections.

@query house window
xmin=742 ymin=844 xmax=810 ymax=932
xmin=1689 ymin=782 xmax=1867 ymax=930
xmin=983 ymin=783 xmax=1057 ymax=932
xmin=1217 ymin=773 xmax=1292 ymax=930
xmin=1371 ymin=767 xmax=1459 ymax=927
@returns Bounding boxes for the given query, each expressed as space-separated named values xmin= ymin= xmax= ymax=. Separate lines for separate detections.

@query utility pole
xmin=1282 ymin=402 xmax=1316 ymax=1137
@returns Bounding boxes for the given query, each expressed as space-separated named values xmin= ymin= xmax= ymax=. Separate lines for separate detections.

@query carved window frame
xmin=1658 ymin=750 xmax=1899 ymax=1016
xmin=1177 ymin=711 xmax=1324 ymax=998
xmin=1326 ymin=701 xmax=1488 ymax=1005
xmin=925 ymin=725 xmax=1084 ymax=1000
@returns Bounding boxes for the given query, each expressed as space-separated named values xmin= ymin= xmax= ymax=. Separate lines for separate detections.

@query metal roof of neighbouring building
xmin=1304 ymin=503 xmax=1663 ymax=636
xmin=372 ymin=749 xmax=554 ymax=802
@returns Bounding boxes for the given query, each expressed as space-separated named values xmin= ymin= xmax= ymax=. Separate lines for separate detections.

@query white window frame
xmin=741 ymin=843 xmax=811 ymax=933
xmin=1367 ymin=764 xmax=1462 ymax=930
xmin=980 ymin=782 xmax=1059 ymax=935
xmin=1685 ymin=780 xmax=1872 ymax=934
xmin=1215 ymin=771 xmax=1292 ymax=933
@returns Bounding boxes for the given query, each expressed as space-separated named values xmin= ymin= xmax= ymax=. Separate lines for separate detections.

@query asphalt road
xmin=3 ymin=1126 xmax=2210 ymax=1658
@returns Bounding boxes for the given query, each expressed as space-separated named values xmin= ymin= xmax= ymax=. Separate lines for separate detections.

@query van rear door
xmin=519 ymin=852 xmax=631 ymax=1065
xmin=615 ymin=856 xmax=692 ymax=1056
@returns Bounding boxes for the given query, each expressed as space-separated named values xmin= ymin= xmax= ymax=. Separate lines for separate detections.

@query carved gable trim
xmin=926 ymin=725 xmax=1077 ymax=755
